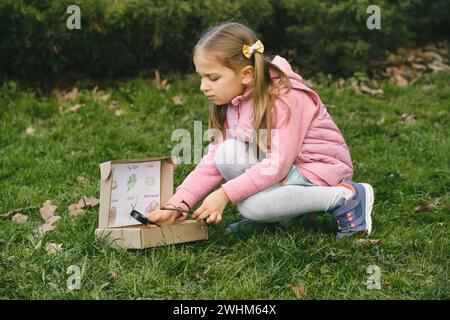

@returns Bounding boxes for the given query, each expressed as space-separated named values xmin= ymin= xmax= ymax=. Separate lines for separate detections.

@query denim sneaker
xmin=225 ymin=218 xmax=253 ymax=233
xmin=330 ymin=181 xmax=374 ymax=238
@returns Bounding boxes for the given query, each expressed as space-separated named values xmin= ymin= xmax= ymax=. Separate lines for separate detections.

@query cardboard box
xmin=95 ymin=156 xmax=208 ymax=249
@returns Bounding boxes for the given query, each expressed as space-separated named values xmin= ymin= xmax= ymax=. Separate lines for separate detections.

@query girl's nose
xmin=200 ymin=79 xmax=210 ymax=92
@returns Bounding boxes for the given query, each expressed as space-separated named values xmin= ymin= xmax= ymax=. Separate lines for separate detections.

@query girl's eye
xmin=210 ymin=77 xmax=219 ymax=81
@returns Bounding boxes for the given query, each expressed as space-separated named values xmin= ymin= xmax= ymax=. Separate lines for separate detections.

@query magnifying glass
xmin=129 ymin=201 xmax=160 ymax=227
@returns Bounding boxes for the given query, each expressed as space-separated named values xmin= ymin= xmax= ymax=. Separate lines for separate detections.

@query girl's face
xmin=194 ymin=49 xmax=253 ymax=105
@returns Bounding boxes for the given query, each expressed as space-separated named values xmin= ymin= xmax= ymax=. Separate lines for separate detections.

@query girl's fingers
xmin=192 ymin=205 xmax=206 ymax=219
xmin=206 ymin=212 xmax=217 ymax=224
xmin=214 ymin=213 xmax=223 ymax=224
xmin=196 ymin=209 xmax=212 ymax=221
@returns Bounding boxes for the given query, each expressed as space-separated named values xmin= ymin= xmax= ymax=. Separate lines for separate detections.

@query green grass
xmin=0 ymin=72 xmax=449 ymax=300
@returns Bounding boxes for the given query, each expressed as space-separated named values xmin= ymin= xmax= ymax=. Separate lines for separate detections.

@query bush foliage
xmin=0 ymin=0 xmax=448 ymax=81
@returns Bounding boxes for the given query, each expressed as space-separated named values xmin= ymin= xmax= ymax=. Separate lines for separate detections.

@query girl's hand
xmin=192 ymin=188 xmax=230 ymax=224
xmin=146 ymin=205 xmax=179 ymax=227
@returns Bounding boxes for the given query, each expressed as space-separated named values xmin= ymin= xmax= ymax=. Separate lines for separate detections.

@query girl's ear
xmin=240 ymin=65 xmax=254 ymax=86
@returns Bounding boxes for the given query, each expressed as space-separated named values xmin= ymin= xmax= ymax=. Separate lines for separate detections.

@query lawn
xmin=0 ymin=72 xmax=449 ymax=299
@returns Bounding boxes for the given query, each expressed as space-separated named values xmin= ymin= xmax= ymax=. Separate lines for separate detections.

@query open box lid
xmin=98 ymin=156 xmax=177 ymax=229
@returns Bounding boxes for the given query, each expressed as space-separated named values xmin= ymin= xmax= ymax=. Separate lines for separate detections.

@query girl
xmin=147 ymin=22 xmax=374 ymax=238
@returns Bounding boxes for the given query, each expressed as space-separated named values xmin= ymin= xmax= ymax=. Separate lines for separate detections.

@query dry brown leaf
xmin=351 ymin=82 xmax=362 ymax=94
xmin=154 ymin=70 xmax=170 ymax=91
xmin=68 ymin=205 xmax=86 ymax=216
xmin=114 ymin=109 xmax=125 ymax=117
xmin=76 ymin=197 xmax=90 ymax=209
xmin=12 ymin=213 xmax=28 ymax=223
xmin=400 ymin=113 xmax=415 ymax=124
xmin=53 ymin=87 xmax=79 ymax=102
xmin=359 ymin=83 xmax=384 ymax=96
xmin=76 ymin=176 xmax=86 ymax=183
xmin=377 ymin=116 xmax=386 ymax=126
xmin=47 ymin=215 xmax=61 ymax=225
xmin=428 ymin=61 xmax=450 ymax=73
xmin=172 ymin=95 xmax=184 ymax=106
xmin=92 ymin=87 xmax=111 ymax=102
xmin=39 ymin=200 xmax=57 ymax=223
xmin=83 ymin=196 xmax=99 ymax=207
xmin=394 ymin=74 xmax=408 ymax=87
xmin=108 ymin=101 xmax=120 ymax=111
xmin=110 ymin=270 xmax=118 ymax=279
xmin=357 ymin=239 xmax=381 ymax=246
xmin=35 ymin=223 xmax=56 ymax=236
xmin=69 ymin=196 xmax=99 ymax=216
xmin=26 ymin=127 xmax=35 ymax=135
xmin=64 ymin=88 xmax=79 ymax=101
xmin=415 ymin=201 xmax=439 ymax=213
xmin=98 ymin=93 xmax=111 ymax=102
xmin=336 ymin=78 xmax=346 ymax=86
xmin=44 ymin=242 xmax=63 ymax=255
xmin=195 ymin=272 xmax=201 ymax=280
xmin=411 ymin=63 xmax=427 ymax=71
xmin=62 ymin=103 xmax=86 ymax=114
xmin=289 ymin=284 xmax=310 ymax=300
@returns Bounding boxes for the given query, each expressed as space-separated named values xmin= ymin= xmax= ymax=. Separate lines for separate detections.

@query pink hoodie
xmin=168 ymin=56 xmax=353 ymax=217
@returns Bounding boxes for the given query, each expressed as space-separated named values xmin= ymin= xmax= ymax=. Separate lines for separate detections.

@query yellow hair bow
xmin=242 ymin=40 xmax=264 ymax=59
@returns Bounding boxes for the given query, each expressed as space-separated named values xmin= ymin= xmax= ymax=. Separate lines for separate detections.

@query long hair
xmin=194 ymin=21 xmax=292 ymax=154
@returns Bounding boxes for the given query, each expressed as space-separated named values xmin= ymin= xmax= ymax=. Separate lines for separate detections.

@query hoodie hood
xmin=230 ymin=55 xmax=322 ymax=108
xmin=270 ymin=55 xmax=322 ymax=107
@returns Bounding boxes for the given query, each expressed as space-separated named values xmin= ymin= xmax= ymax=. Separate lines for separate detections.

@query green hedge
xmin=0 ymin=0 xmax=448 ymax=82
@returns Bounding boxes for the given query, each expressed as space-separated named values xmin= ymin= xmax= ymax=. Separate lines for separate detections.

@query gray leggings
xmin=214 ymin=139 xmax=349 ymax=223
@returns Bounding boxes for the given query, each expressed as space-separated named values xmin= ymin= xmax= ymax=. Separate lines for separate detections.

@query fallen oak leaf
xmin=44 ymin=242 xmax=63 ymax=255
xmin=98 ymin=92 xmax=111 ymax=102
xmin=39 ymin=200 xmax=58 ymax=223
xmin=68 ymin=196 xmax=99 ymax=216
xmin=77 ymin=196 xmax=100 ymax=209
xmin=47 ymin=215 xmax=61 ymax=225
xmin=63 ymin=103 xmax=86 ymax=114
xmin=357 ymin=239 xmax=381 ymax=246
xmin=76 ymin=176 xmax=86 ymax=183
xmin=154 ymin=70 xmax=170 ymax=91
xmin=415 ymin=200 xmax=439 ymax=213
xmin=289 ymin=284 xmax=310 ymax=300
xmin=12 ymin=213 xmax=29 ymax=224
xmin=114 ymin=109 xmax=125 ymax=117
xmin=35 ymin=223 xmax=56 ymax=237
xmin=108 ymin=101 xmax=120 ymax=111
xmin=172 ymin=95 xmax=184 ymax=106
xmin=0 ymin=205 xmax=40 ymax=220
xmin=358 ymin=83 xmax=384 ymax=96
xmin=53 ymin=87 xmax=78 ymax=102
xmin=68 ymin=204 xmax=86 ymax=216
xmin=26 ymin=127 xmax=36 ymax=135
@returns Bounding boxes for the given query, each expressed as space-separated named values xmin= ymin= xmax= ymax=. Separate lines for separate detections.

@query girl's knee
xmin=214 ymin=139 xmax=248 ymax=180
xmin=237 ymin=198 xmax=268 ymax=222
xmin=214 ymin=138 xmax=246 ymax=166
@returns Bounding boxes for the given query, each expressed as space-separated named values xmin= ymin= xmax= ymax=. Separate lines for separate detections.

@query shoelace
xmin=336 ymin=211 xmax=356 ymax=231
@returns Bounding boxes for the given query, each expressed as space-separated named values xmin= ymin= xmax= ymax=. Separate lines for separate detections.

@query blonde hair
xmin=194 ymin=21 xmax=292 ymax=154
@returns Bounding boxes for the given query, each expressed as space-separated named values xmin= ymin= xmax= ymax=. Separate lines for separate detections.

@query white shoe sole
xmin=360 ymin=183 xmax=374 ymax=235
